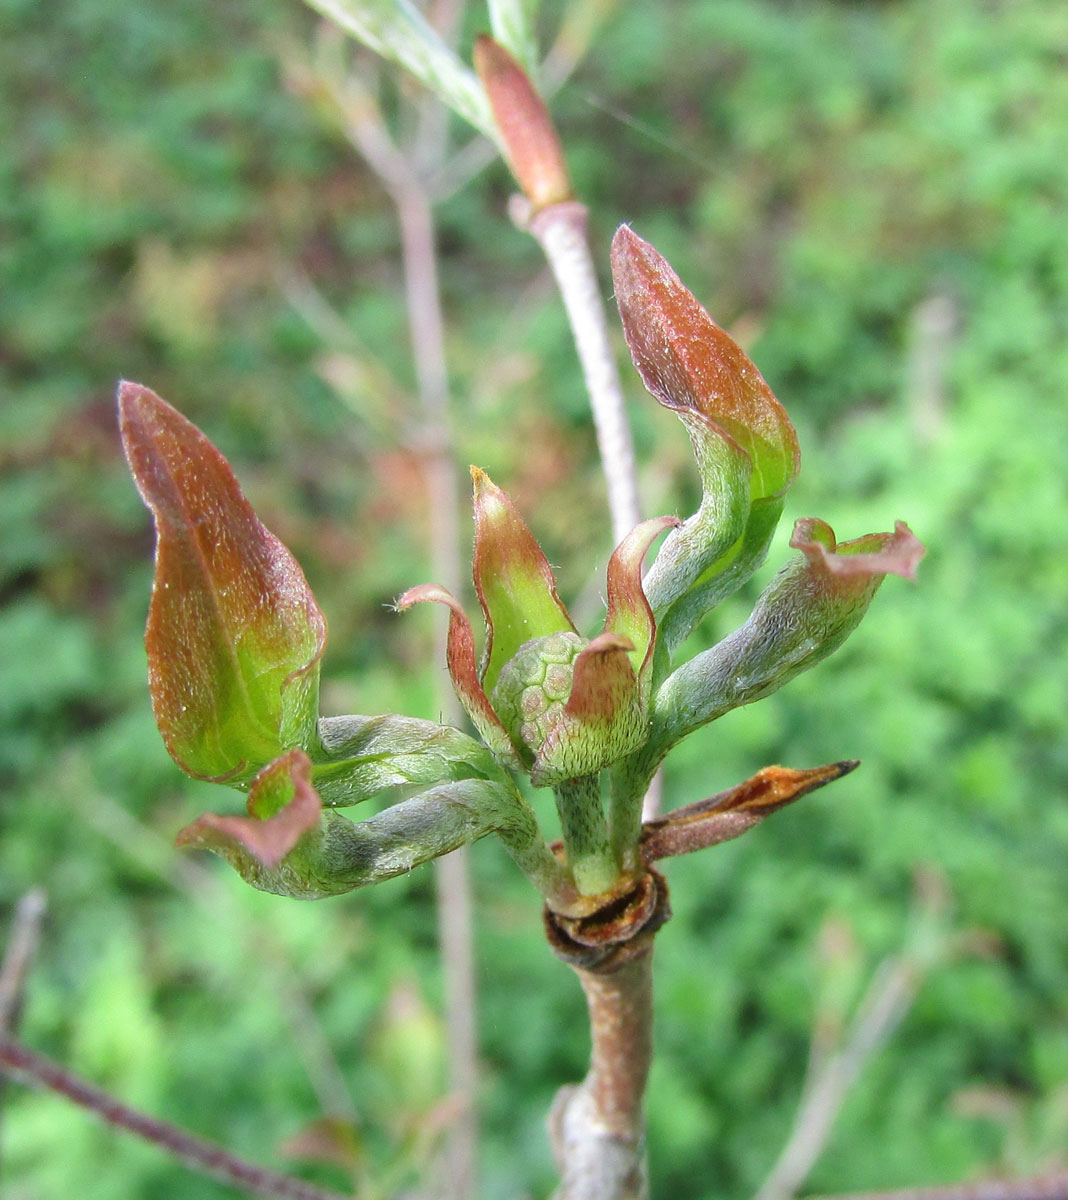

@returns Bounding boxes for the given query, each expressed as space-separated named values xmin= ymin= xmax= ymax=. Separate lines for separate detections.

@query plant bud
xmin=491 ymin=632 xmax=587 ymax=767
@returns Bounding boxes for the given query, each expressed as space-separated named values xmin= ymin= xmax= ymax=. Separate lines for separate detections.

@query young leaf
xmin=474 ymin=34 xmax=572 ymax=211
xmin=301 ymin=0 xmax=495 ymax=139
xmin=177 ymin=748 xmax=322 ymax=871
xmin=395 ymin=581 xmax=522 ymax=770
xmin=471 ymin=468 xmax=576 ymax=696
xmin=611 ymin=227 xmax=801 ymax=640
xmin=178 ymin=748 xmax=532 ymax=900
xmin=602 ymin=515 xmax=679 ymax=690
xmin=647 ymin=519 xmax=925 ymax=758
xmin=612 ymin=226 xmax=799 ymax=499
xmin=312 ymin=712 xmax=509 ymax=806
xmin=119 ymin=382 xmax=326 ymax=784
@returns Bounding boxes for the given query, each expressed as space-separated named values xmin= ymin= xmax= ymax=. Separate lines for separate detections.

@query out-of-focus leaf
xmin=177 ymin=747 xmax=529 ymax=899
xmin=474 ymin=34 xmax=572 ymax=211
xmin=312 ymin=712 xmax=508 ymax=806
xmin=470 ymin=467 xmax=576 ymax=696
xmin=278 ymin=1117 xmax=364 ymax=1173
xmin=647 ymin=519 xmax=925 ymax=757
xmin=119 ymin=383 xmax=326 ymax=785
xmin=486 ymin=0 xmax=540 ymax=77
xmin=301 ymin=0 xmax=495 ymax=137
xmin=612 ymin=227 xmax=800 ymax=646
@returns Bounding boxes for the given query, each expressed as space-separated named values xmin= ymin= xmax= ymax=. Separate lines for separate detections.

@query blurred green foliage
xmin=2 ymin=0 xmax=1067 ymax=1197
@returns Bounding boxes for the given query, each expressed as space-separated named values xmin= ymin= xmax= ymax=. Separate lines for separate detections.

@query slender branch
xmin=395 ymin=179 xmax=479 ymax=1200
xmin=525 ymin=200 xmax=641 ymax=547
xmin=0 ymin=1037 xmax=354 ymax=1200
xmin=550 ymin=946 xmax=654 ymax=1200
xmin=0 ymin=890 xmax=46 ymax=1038
xmin=319 ymin=37 xmax=481 ymax=1196
xmin=756 ymin=873 xmax=960 ymax=1200
xmin=755 ymin=956 xmax=924 ymax=1200
xmin=0 ymin=888 xmax=47 ymax=1182
xmin=809 ymin=1176 xmax=1068 ymax=1200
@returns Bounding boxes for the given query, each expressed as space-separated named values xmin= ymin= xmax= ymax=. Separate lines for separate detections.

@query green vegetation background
xmin=2 ymin=0 xmax=1066 ymax=1196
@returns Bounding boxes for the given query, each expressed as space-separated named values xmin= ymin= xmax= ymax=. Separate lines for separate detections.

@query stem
xmin=550 ymin=947 xmax=654 ymax=1200
xmin=526 ymin=201 xmax=641 ymax=546
xmin=0 ymin=1037 xmax=352 ymax=1200
xmin=554 ymin=776 xmax=616 ymax=897
xmin=496 ymin=810 xmax=583 ymax=915
xmin=607 ymin=770 xmax=647 ymax=874
xmin=0 ymin=890 xmax=46 ymax=1038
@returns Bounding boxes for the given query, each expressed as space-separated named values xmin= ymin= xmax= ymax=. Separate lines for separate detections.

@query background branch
xmin=0 ymin=888 xmax=47 ymax=1182
xmin=292 ymin=26 xmax=480 ymax=1197
xmin=0 ymin=1036 xmax=353 ymax=1200
xmin=809 ymin=1173 xmax=1068 ymax=1200
xmin=756 ymin=874 xmax=970 ymax=1200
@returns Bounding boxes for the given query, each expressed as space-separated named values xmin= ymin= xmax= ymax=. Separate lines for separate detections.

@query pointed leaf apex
xmin=397 ymin=582 xmax=521 ymax=768
xmin=473 ymin=34 xmax=572 ymax=211
xmin=611 ymin=226 xmax=799 ymax=500
xmin=119 ymin=383 xmax=326 ymax=784
xmin=604 ymin=514 xmax=679 ymax=680
xmin=471 ymin=468 xmax=575 ymax=695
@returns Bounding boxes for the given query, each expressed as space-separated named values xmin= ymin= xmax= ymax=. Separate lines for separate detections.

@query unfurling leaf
xmin=395 ymin=581 xmax=522 ymax=769
xmin=119 ymin=383 xmax=326 ymax=784
xmin=602 ymin=515 xmax=679 ymax=694
xmin=470 ymin=467 xmax=576 ymax=696
xmin=178 ymin=747 xmax=533 ymax=900
xmin=177 ymin=748 xmax=322 ymax=869
xmin=312 ymin=712 xmax=509 ymax=805
xmin=611 ymin=227 xmax=800 ymax=650
xmin=648 ymin=519 xmax=925 ymax=757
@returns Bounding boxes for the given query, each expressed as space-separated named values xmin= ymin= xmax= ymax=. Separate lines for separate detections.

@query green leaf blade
xmin=471 ymin=468 xmax=576 ymax=696
xmin=119 ymin=382 xmax=326 ymax=784
xmin=648 ymin=519 xmax=925 ymax=757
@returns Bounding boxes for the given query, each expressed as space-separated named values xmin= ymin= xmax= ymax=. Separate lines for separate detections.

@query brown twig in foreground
xmin=0 ymin=1037 xmax=354 ymax=1200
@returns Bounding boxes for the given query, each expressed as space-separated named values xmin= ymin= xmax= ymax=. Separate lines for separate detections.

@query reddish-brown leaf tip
xmin=119 ymin=381 xmax=327 ymax=782
xmin=610 ymin=226 xmax=800 ymax=500
xmin=640 ymin=760 xmax=859 ymax=862
xmin=176 ymin=748 xmax=322 ymax=869
xmin=790 ymin=519 xmax=926 ymax=583
xmin=473 ymin=34 xmax=572 ymax=211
